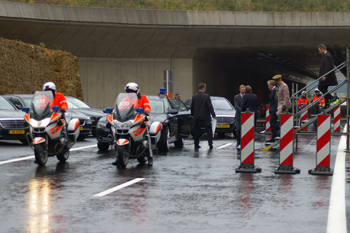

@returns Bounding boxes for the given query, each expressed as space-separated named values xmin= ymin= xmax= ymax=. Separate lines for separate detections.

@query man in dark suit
xmin=241 ymin=85 xmax=259 ymax=126
xmin=318 ymin=44 xmax=338 ymax=107
xmin=266 ymin=80 xmax=279 ymax=144
xmin=234 ymin=84 xmax=245 ymax=148
xmin=191 ymin=83 xmax=216 ymax=149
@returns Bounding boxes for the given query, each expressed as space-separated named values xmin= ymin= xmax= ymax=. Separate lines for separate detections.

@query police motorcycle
xmin=23 ymin=91 xmax=80 ymax=166
xmin=105 ymin=93 xmax=162 ymax=168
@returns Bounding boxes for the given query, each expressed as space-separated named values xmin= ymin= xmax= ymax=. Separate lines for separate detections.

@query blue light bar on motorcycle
xmin=136 ymin=108 xmax=144 ymax=113
xmin=104 ymin=108 xmax=113 ymax=113
xmin=52 ymin=106 xmax=59 ymax=111
xmin=22 ymin=107 xmax=29 ymax=113
xmin=160 ymin=88 xmax=166 ymax=95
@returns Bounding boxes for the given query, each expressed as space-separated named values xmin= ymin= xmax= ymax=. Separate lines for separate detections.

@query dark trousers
xmin=270 ymin=112 xmax=278 ymax=138
xmin=193 ymin=120 xmax=213 ymax=147
xmin=318 ymin=86 xmax=333 ymax=103
xmin=236 ymin=120 xmax=241 ymax=144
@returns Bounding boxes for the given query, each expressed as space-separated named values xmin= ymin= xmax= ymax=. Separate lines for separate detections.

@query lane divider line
xmin=94 ymin=178 xmax=145 ymax=197
xmin=0 ymin=144 xmax=97 ymax=165
xmin=0 ymin=156 xmax=35 ymax=165
xmin=326 ymin=125 xmax=347 ymax=233
xmin=216 ymin=143 xmax=233 ymax=150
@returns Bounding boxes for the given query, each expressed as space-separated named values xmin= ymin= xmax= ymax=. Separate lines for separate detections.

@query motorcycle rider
xmin=42 ymin=81 xmax=68 ymax=113
xmin=112 ymin=82 xmax=153 ymax=166
xmin=312 ymin=88 xmax=325 ymax=115
xmin=298 ymin=91 xmax=309 ymax=111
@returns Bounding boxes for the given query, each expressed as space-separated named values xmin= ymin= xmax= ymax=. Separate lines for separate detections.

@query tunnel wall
xmin=79 ymin=57 xmax=194 ymax=108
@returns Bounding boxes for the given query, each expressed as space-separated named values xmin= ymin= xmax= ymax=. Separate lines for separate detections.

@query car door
xmin=164 ymin=98 xmax=178 ymax=140
xmin=169 ymin=98 xmax=192 ymax=138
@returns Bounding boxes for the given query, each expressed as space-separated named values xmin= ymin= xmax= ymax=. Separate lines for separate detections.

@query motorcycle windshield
xmin=30 ymin=91 xmax=54 ymax=120
xmin=113 ymin=93 xmax=138 ymax=121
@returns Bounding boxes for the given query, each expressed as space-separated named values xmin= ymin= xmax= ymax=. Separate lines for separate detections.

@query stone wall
xmin=0 ymin=37 xmax=83 ymax=99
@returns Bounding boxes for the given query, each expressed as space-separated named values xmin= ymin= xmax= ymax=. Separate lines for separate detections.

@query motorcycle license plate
xmin=9 ymin=130 xmax=25 ymax=134
xmin=217 ymin=124 xmax=230 ymax=129
xmin=80 ymin=127 xmax=83 ymax=131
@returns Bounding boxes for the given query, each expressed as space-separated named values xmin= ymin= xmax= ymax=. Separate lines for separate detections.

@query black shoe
xmin=148 ymin=157 xmax=153 ymax=166
xmin=209 ymin=145 xmax=213 ymax=150
xmin=235 ymin=143 xmax=240 ymax=148
xmin=112 ymin=161 xmax=118 ymax=166
xmin=195 ymin=146 xmax=201 ymax=149
xmin=265 ymin=139 xmax=275 ymax=145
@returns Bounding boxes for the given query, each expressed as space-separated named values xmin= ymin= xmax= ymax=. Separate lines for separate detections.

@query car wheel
xmin=98 ymin=142 xmax=109 ymax=151
xmin=174 ymin=138 xmax=184 ymax=148
xmin=158 ymin=126 xmax=170 ymax=152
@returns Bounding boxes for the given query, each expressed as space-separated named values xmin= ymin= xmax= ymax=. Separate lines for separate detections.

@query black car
xmin=3 ymin=94 xmax=92 ymax=140
xmin=185 ymin=96 xmax=236 ymax=137
xmin=66 ymin=96 xmax=106 ymax=136
xmin=96 ymin=95 xmax=192 ymax=152
xmin=0 ymin=96 xmax=29 ymax=144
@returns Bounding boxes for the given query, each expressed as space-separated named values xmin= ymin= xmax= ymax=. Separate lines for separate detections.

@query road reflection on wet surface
xmin=0 ymin=128 xmax=346 ymax=232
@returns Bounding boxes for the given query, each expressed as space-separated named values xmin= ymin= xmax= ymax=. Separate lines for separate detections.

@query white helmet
xmin=314 ymin=88 xmax=320 ymax=92
xmin=301 ymin=91 xmax=306 ymax=95
xmin=125 ymin=82 xmax=139 ymax=94
xmin=43 ymin=82 xmax=56 ymax=92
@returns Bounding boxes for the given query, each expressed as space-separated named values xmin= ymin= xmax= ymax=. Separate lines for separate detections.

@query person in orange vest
xmin=125 ymin=82 xmax=151 ymax=114
xmin=298 ymin=91 xmax=309 ymax=111
xmin=43 ymin=81 xmax=68 ymax=113
xmin=311 ymin=88 xmax=325 ymax=114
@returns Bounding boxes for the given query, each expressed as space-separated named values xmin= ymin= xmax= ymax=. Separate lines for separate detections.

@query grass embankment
xmin=4 ymin=0 xmax=350 ymax=12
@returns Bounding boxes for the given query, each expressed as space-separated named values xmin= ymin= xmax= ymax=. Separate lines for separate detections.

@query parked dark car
xmin=65 ymin=96 xmax=106 ymax=136
xmin=185 ymin=96 xmax=236 ymax=137
xmin=3 ymin=94 xmax=92 ymax=140
xmin=96 ymin=95 xmax=192 ymax=151
xmin=0 ymin=96 xmax=29 ymax=144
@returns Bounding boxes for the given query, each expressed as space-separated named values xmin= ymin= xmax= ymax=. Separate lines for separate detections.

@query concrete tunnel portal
xmin=1 ymin=1 xmax=350 ymax=108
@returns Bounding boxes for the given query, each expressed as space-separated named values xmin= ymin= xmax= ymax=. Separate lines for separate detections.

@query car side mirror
xmin=104 ymin=108 xmax=113 ymax=113
xmin=167 ymin=109 xmax=178 ymax=114
xmin=22 ymin=107 xmax=30 ymax=113
xmin=15 ymin=104 xmax=23 ymax=110
xmin=186 ymin=105 xmax=191 ymax=110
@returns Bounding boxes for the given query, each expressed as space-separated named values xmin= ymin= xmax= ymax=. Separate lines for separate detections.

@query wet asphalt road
xmin=0 ymin=126 xmax=348 ymax=233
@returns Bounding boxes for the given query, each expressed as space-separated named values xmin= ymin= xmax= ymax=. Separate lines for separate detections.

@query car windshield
xmin=211 ymin=98 xmax=233 ymax=110
xmin=149 ymin=100 xmax=164 ymax=114
xmin=0 ymin=97 xmax=16 ymax=110
xmin=66 ymin=97 xmax=91 ymax=108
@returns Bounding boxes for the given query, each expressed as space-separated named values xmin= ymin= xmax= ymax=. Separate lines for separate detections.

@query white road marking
xmin=0 ymin=156 xmax=35 ymax=165
xmin=327 ymin=125 xmax=347 ymax=233
xmin=94 ymin=178 xmax=145 ymax=197
xmin=0 ymin=144 xmax=97 ymax=165
xmin=216 ymin=143 xmax=233 ymax=149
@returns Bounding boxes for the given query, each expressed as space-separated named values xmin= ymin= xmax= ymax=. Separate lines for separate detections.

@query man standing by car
xmin=241 ymin=85 xmax=259 ymax=127
xmin=318 ymin=44 xmax=338 ymax=108
xmin=191 ymin=83 xmax=216 ymax=150
xmin=234 ymin=85 xmax=245 ymax=148
xmin=273 ymin=75 xmax=291 ymax=121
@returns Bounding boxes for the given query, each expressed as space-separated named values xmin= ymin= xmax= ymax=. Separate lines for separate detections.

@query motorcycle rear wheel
xmin=117 ymin=146 xmax=129 ymax=168
xmin=57 ymin=150 xmax=70 ymax=162
xmin=34 ymin=144 xmax=48 ymax=166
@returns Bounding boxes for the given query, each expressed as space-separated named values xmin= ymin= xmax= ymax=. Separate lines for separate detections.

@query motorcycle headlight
xmin=115 ymin=121 xmax=133 ymax=129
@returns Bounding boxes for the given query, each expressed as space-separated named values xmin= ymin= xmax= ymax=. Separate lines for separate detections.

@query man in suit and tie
xmin=234 ymin=84 xmax=245 ymax=148
xmin=266 ymin=80 xmax=279 ymax=144
xmin=241 ymin=85 xmax=259 ymax=127
xmin=191 ymin=83 xmax=216 ymax=149
xmin=318 ymin=44 xmax=338 ymax=108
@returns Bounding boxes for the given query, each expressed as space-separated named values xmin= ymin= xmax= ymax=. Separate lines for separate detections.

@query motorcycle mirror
xmin=104 ymin=108 xmax=113 ymax=113
xmin=136 ymin=108 xmax=144 ymax=113
xmin=22 ymin=107 xmax=30 ymax=113
xmin=52 ymin=106 xmax=59 ymax=111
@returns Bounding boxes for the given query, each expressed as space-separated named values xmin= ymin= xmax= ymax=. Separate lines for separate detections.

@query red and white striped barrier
xmin=275 ymin=114 xmax=300 ymax=174
xmin=300 ymin=105 xmax=308 ymax=131
xmin=309 ymin=114 xmax=333 ymax=175
xmin=333 ymin=106 xmax=340 ymax=132
xmin=236 ymin=112 xmax=261 ymax=173
xmin=266 ymin=105 xmax=271 ymax=131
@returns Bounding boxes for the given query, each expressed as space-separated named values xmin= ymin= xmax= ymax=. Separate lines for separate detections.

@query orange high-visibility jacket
xmin=138 ymin=95 xmax=151 ymax=114
xmin=298 ymin=97 xmax=309 ymax=107
xmin=313 ymin=95 xmax=325 ymax=107
xmin=51 ymin=92 xmax=68 ymax=111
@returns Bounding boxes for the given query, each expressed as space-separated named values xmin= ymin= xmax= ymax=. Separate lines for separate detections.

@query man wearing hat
xmin=273 ymin=74 xmax=291 ymax=121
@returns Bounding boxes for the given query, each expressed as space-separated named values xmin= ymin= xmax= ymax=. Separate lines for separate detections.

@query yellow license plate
xmin=217 ymin=124 xmax=230 ymax=128
xmin=80 ymin=127 xmax=84 ymax=131
xmin=9 ymin=130 xmax=25 ymax=134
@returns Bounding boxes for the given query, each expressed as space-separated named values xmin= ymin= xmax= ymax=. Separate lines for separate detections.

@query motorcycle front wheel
xmin=34 ymin=143 xmax=48 ymax=166
xmin=117 ymin=146 xmax=129 ymax=168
